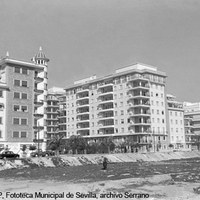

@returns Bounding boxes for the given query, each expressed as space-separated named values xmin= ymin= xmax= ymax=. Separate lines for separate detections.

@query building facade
xmin=0 ymin=48 xmax=48 ymax=152
xmin=46 ymin=87 xmax=65 ymax=141
xmin=184 ymin=102 xmax=200 ymax=150
xmin=166 ymin=94 xmax=185 ymax=149
xmin=63 ymin=63 xmax=168 ymax=152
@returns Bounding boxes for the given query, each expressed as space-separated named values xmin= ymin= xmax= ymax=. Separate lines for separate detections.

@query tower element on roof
xmin=31 ymin=46 xmax=49 ymax=66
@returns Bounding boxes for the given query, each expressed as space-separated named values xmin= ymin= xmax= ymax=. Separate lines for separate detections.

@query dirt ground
xmin=1 ymin=157 xmax=200 ymax=200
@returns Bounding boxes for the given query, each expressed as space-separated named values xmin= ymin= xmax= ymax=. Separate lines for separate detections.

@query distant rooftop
xmin=67 ymin=62 xmax=165 ymax=90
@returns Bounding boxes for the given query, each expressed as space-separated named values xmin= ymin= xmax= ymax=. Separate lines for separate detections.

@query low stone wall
xmin=0 ymin=151 xmax=200 ymax=171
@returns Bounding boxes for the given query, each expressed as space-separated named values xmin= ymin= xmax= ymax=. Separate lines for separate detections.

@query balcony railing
xmin=33 ymin=113 xmax=44 ymax=118
xmin=34 ymin=89 xmax=43 ymax=94
xmin=34 ymin=100 xmax=44 ymax=107
xmin=34 ymin=76 xmax=44 ymax=83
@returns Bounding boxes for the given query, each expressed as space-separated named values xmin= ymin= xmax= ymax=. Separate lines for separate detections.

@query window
xmin=13 ymin=131 xmax=19 ymax=138
xmin=0 ymin=117 xmax=2 ymax=124
xmin=121 ymin=128 xmax=124 ymax=133
xmin=0 ymin=130 xmax=2 ymax=138
xmin=13 ymin=118 xmax=20 ymax=125
xmin=121 ymin=110 xmax=124 ymax=115
xmin=22 ymin=68 xmax=28 ymax=75
xmin=152 ymin=109 xmax=154 ymax=114
xmin=14 ymin=67 xmax=20 ymax=73
xmin=162 ymin=119 xmax=165 ymax=123
xmin=157 ymin=110 xmax=159 ymax=114
xmin=22 ymin=93 xmax=27 ymax=99
xmin=22 ymin=81 xmax=28 ymax=87
xmin=14 ymin=92 xmax=20 ymax=99
xmin=21 ymin=119 xmax=27 ymax=125
xmin=115 ymin=120 xmax=118 ymax=124
xmin=14 ymin=80 xmax=20 ymax=86
xmin=21 ymin=132 xmax=27 ymax=138
xmin=120 ymin=102 xmax=123 ymax=107
xmin=21 ymin=106 xmax=28 ymax=112
xmin=120 ymin=93 xmax=123 ymax=98
xmin=14 ymin=105 xmax=20 ymax=111
xmin=0 ymin=90 xmax=3 ymax=97
xmin=156 ymin=93 xmax=158 ymax=97
xmin=157 ymin=118 xmax=160 ymax=123
xmin=121 ymin=119 xmax=124 ymax=124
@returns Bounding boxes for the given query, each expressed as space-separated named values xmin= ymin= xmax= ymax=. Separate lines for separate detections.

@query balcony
xmin=98 ymin=115 xmax=114 ymax=121
xmin=129 ymin=120 xmax=151 ymax=126
xmin=46 ymin=109 xmax=59 ymax=114
xmin=33 ymin=125 xmax=44 ymax=130
xmin=98 ymin=99 xmax=114 ymax=105
xmin=34 ymin=76 xmax=44 ymax=83
xmin=77 ymin=126 xmax=90 ymax=131
xmin=128 ymin=102 xmax=150 ymax=108
xmin=129 ymin=129 xmax=151 ymax=135
xmin=128 ymin=75 xmax=149 ymax=83
xmin=77 ymin=121 xmax=89 ymax=126
xmin=77 ymin=130 xmax=90 ymax=136
xmin=46 ymin=118 xmax=58 ymax=121
xmin=77 ymin=110 xmax=89 ymax=116
xmin=77 ymin=118 xmax=90 ymax=122
xmin=129 ymin=111 xmax=150 ymax=117
xmin=98 ymin=106 xmax=114 ymax=113
xmin=76 ymin=88 xmax=89 ymax=94
xmin=34 ymin=100 xmax=44 ymax=107
xmin=192 ymin=117 xmax=200 ymax=122
xmin=76 ymin=95 xmax=89 ymax=100
xmin=76 ymin=103 xmax=89 ymax=108
xmin=98 ymin=83 xmax=113 ymax=89
xmin=98 ymin=127 xmax=115 ymax=135
xmin=127 ymin=83 xmax=150 ymax=91
xmin=34 ymin=112 xmax=44 ymax=119
xmin=34 ymin=88 xmax=43 ymax=94
xmin=128 ymin=93 xmax=150 ymax=99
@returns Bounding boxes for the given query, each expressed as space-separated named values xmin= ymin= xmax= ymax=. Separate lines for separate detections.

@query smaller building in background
xmin=184 ymin=102 xmax=200 ymax=150
xmin=166 ymin=94 xmax=185 ymax=150
xmin=46 ymin=87 xmax=65 ymax=141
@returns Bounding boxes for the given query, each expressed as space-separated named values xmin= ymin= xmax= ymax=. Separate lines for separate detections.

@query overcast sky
xmin=0 ymin=0 xmax=199 ymax=102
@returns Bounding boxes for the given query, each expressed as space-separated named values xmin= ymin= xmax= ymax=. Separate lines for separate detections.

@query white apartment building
xmin=46 ymin=87 xmax=65 ymax=140
xmin=166 ymin=94 xmax=185 ymax=149
xmin=184 ymin=102 xmax=200 ymax=150
xmin=64 ymin=63 xmax=168 ymax=152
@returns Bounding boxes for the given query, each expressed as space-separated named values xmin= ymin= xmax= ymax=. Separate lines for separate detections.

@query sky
xmin=0 ymin=0 xmax=200 ymax=102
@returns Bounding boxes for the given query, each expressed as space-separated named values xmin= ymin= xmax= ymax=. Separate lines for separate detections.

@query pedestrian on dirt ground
xmin=102 ymin=157 xmax=108 ymax=170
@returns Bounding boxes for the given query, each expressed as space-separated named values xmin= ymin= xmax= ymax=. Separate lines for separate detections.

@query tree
xmin=68 ymin=135 xmax=87 ymax=154
xmin=48 ymin=134 xmax=65 ymax=156
xmin=86 ymin=142 xmax=98 ymax=154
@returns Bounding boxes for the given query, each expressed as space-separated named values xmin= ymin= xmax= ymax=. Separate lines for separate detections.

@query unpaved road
xmin=1 ymin=158 xmax=200 ymax=200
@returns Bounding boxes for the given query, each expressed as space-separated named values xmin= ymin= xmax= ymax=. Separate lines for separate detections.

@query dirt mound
xmin=0 ymin=151 xmax=200 ymax=171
